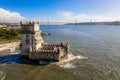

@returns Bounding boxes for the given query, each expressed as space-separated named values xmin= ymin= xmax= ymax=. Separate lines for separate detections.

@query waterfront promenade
xmin=0 ymin=41 xmax=20 ymax=51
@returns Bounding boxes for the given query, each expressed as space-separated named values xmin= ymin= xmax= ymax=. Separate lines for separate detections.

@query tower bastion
xmin=20 ymin=21 xmax=69 ymax=61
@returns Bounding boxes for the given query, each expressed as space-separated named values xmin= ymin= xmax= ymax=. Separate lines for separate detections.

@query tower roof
xmin=20 ymin=21 xmax=40 ymax=26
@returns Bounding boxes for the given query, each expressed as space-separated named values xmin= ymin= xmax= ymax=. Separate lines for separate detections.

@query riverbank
xmin=0 ymin=28 xmax=20 ymax=42
xmin=0 ymin=41 xmax=20 ymax=52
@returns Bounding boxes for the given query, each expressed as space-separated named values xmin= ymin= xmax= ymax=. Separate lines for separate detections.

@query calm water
xmin=0 ymin=25 xmax=120 ymax=80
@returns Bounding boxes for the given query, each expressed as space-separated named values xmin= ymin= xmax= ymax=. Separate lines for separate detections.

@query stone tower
xmin=20 ymin=21 xmax=44 ymax=56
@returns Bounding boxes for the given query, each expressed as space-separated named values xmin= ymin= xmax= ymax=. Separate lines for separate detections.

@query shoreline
xmin=0 ymin=41 xmax=20 ymax=51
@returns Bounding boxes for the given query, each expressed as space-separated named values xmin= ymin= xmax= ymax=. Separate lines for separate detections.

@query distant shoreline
xmin=65 ymin=21 xmax=120 ymax=26
xmin=0 ymin=41 xmax=20 ymax=51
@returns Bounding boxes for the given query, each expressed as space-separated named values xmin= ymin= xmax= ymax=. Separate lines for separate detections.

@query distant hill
xmin=65 ymin=21 xmax=120 ymax=25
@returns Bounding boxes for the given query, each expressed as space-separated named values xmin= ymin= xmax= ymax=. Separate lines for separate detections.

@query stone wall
xmin=29 ymin=50 xmax=59 ymax=61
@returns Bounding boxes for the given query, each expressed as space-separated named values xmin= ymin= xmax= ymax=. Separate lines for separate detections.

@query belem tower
xmin=20 ymin=21 xmax=69 ymax=62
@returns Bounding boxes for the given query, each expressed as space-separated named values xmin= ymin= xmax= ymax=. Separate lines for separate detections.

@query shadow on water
xmin=0 ymin=54 xmax=40 ymax=65
xmin=0 ymin=46 xmax=53 ymax=65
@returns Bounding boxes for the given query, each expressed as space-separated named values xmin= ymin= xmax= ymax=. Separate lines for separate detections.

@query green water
xmin=0 ymin=25 xmax=120 ymax=80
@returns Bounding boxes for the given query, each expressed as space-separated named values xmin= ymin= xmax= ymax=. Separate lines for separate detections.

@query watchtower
xmin=20 ymin=21 xmax=44 ymax=56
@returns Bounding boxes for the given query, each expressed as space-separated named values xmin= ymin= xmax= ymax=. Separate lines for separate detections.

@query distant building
xmin=7 ymin=25 xmax=21 ymax=29
xmin=0 ymin=24 xmax=6 ymax=28
xmin=0 ymin=23 xmax=21 ymax=29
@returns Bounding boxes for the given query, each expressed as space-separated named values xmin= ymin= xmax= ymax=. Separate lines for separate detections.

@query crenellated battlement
xmin=42 ymin=42 xmax=69 ymax=47
xmin=20 ymin=21 xmax=40 ymax=26
xmin=20 ymin=21 xmax=41 ymax=34
xmin=29 ymin=49 xmax=60 ymax=61
xmin=34 ymin=50 xmax=58 ymax=54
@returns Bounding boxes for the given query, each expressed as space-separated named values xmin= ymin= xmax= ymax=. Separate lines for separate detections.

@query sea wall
xmin=29 ymin=50 xmax=59 ymax=61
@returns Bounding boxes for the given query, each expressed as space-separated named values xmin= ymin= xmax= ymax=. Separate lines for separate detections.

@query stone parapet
xmin=20 ymin=21 xmax=40 ymax=26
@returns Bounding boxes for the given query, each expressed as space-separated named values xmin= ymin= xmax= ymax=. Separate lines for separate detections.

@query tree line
xmin=0 ymin=28 xmax=20 ymax=42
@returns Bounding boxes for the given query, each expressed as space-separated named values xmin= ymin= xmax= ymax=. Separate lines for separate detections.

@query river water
xmin=0 ymin=25 xmax=120 ymax=80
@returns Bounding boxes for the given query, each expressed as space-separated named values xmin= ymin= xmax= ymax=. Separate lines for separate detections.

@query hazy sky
xmin=0 ymin=0 xmax=120 ymax=22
